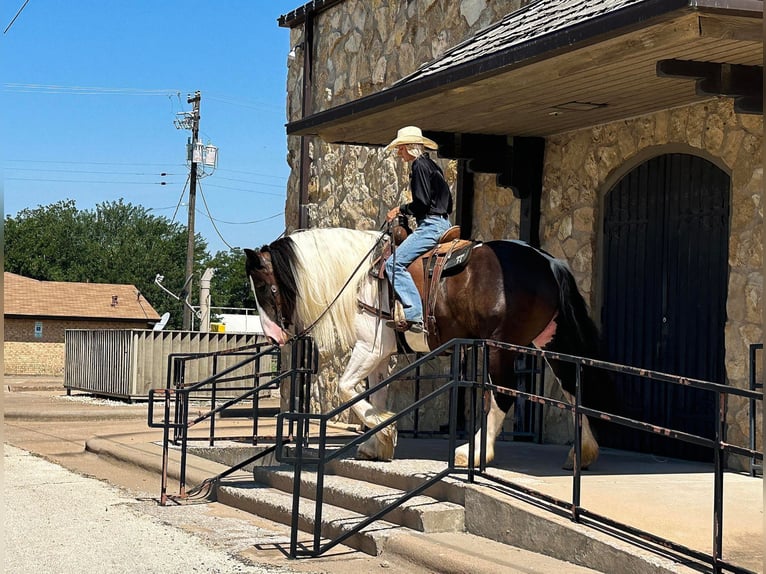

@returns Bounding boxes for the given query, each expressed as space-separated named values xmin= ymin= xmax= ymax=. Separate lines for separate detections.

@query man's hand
xmin=386 ymin=206 xmax=401 ymax=223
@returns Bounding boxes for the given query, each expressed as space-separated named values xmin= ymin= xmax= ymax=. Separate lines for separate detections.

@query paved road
xmin=4 ymin=445 xmax=297 ymax=574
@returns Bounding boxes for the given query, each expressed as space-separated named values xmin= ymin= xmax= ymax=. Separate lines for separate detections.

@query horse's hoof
xmin=454 ymin=452 xmax=468 ymax=468
xmin=355 ymin=433 xmax=395 ymax=462
xmin=563 ymin=446 xmax=598 ymax=470
xmin=562 ymin=460 xmax=590 ymax=471
xmin=355 ymin=446 xmax=378 ymax=461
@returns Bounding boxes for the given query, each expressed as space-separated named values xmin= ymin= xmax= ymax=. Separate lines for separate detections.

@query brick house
xmin=4 ymin=272 xmax=161 ymax=376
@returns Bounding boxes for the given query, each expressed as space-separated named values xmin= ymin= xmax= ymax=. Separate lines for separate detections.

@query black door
xmin=601 ymin=153 xmax=730 ymax=460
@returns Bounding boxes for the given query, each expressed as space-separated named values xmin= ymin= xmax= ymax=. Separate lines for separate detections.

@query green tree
xmin=4 ymin=200 xmax=89 ymax=281
xmin=5 ymin=199 xmax=209 ymax=329
xmin=204 ymin=248 xmax=257 ymax=310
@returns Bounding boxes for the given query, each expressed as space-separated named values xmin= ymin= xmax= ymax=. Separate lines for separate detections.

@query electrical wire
xmin=6 ymin=177 xmax=175 ymax=185
xmin=197 ymin=181 xmax=234 ymax=250
xmin=214 ymin=175 xmax=286 ymax=188
xmin=6 ymin=167 xmax=177 ymax=176
xmin=171 ymin=175 xmax=190 ymax=223
xmin=194 ymin=209 xmax=283 ymax=225
xmin=214 ymin=167 xmax=288 ymax=180
xmin=203 ymin=182 xmax=285 ymax=196
xmin=4 ymin=83 xmax=181 ymax=96
xmin=205 ymin=93 xmax=282 ymax=112
xmin=4 ymin=0 xmax=30 ymax=34
xmin=7 ymin=159 xmax=186 ymax=168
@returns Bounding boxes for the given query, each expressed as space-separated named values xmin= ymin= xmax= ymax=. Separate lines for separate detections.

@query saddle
xmin=368 ymin=222 xmax=478 ymax=339
xmin=413 ymin=228 xmax=476 ymax=339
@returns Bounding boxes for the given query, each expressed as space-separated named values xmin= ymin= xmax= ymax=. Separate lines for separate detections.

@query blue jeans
xmin=385 ymin=216 xmax=451 ymax=323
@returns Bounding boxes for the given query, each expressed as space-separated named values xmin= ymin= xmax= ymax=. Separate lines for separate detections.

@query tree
xmin=204 ymin=248 xmax=256 ymax=310
xmin=4 ymin=200 xmax=88 ymax=281
xmin=5 ymin=199 xmax=208 ymax=329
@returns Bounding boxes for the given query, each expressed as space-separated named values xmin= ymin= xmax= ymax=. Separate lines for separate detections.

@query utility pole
xmin=183 ymin=91 xmax=201 ymax=330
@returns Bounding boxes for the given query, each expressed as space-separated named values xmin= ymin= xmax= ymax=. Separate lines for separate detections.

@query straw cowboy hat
xmin=385 ymin=126 xmax=438 ymax=151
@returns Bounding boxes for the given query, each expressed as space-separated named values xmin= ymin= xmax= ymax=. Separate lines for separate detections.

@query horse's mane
xmin=269 ymin=227 xmax=383 ymax=351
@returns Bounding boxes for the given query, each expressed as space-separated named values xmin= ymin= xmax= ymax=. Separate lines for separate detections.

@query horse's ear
xmin=244 ymin=248 xmax=262 ymax=271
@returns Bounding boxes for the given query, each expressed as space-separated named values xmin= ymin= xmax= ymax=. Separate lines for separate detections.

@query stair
xmin=214 ymin=451 xmax=466 ymax=556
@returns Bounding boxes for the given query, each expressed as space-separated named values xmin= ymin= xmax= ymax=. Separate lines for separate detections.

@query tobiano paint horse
xmin=244 ymin=227 xmax=611 ymax=469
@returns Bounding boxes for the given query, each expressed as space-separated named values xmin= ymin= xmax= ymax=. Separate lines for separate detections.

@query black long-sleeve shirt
xmin=399 ymin=153 xmax=452 ymax=222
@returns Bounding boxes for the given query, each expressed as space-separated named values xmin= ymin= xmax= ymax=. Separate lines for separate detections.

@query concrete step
xmin=326 ymin=456 xmax=467 ymax=505
xmin=216 ymin=481 xmax=406 ymax=556
xmin=252 ymin=465 xmax=465 ymax=533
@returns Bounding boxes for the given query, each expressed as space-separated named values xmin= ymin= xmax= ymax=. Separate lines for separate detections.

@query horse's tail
xmin=548 ymin=258 xmax=600 ymax=357
xmin=547 ymin=258 xmax=617 ymax=435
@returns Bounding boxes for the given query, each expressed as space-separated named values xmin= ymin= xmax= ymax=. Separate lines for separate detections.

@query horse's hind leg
xmin=546 ymin=358 xmax=599 ymax=470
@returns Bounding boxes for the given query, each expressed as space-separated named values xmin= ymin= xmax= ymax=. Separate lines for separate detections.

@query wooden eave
xmin=285 ymin=0 xmax=763 ymax=147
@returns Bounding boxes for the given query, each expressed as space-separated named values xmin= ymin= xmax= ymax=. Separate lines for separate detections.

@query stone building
xmin=277 ymin=0 xmax=763 ymax=467
xmin=4 ymin=272 xmax=161 ymax=376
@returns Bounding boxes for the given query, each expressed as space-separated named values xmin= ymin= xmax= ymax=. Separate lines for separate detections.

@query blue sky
xmin=3 ymin=1 xmax=301 ymax=254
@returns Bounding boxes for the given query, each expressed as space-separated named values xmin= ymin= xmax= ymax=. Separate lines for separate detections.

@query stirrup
xmin=385 ymin=319 xmax=424 ymax=334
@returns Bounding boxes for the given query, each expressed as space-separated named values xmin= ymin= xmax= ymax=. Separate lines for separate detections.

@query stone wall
xmin=283 ymin=0 xmax=763 ymax=460
xmin=540 ymin=99 xmax=763 ymax=464
xmin=284 ymin=0 xmax=529 ymax=424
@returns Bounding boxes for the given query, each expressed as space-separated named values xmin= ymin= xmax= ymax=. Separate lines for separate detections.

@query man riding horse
xmin=384 ymin=126 xmax=453 ymax=335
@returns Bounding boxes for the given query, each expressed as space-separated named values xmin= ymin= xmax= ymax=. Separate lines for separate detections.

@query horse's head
xmin=244 ymin=247 xmax=293 ymax=346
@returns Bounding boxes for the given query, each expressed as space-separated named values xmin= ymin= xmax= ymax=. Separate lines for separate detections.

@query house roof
xmin=4 ymin=272 xmax=161 ymax=322
xmin=285 ymin=0 xmax=762 ymax=146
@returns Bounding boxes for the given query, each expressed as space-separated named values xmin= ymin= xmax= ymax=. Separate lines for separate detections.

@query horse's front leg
xmin=337 ymin=318 xmax=397 ymax=461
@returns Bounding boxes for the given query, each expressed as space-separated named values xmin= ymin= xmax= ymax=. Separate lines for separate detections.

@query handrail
xmin=147 ymin=332 xmax=761 ymax=573
xmin=749 ymin=343 xmax=763 ymax=477
xmin=275 ymin=337 xmax=761 ymax=574
xmin=147 ymin=336 xmax=316 ymax=505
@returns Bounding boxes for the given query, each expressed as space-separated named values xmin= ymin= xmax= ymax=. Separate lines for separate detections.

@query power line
xmin=194 ymin=208 xmax=284 ymax=225
xmin=6 ymin=167 xmax=178 ymax=176
xmin=4 ymin=0 xmax=30 ymax=34
xmin=7 ymin=160 xmax=288 ymax=182
xmin=4 ymin=83 xmax=181 ymax=96
xmin=8 ymin=158 xmax=186 ymax=168
xmin=214 ymin=176 xmax=285 ymax=188
xmin=205 ymin=93 xmax=282 ymax=112
xmin=6 ymin=177 xmax=175 ymax=185
xmin=203 ymin=183 xmax=285 ymax=196
xmin=198 ymin=182 xmax=233 ymax=250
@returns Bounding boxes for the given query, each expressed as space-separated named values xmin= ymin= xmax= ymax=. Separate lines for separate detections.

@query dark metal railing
xmin=749 ymin=343 xmax=763 ymax=477
xmin=146 ymin=332 xmax=761 ymax=573
xmin=276 ymin=338 xmax=762 ymax=574
xmin=147 ymin=336 xmax=316 ymax=505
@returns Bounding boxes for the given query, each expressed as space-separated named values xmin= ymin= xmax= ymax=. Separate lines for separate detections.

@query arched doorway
xmin=601 ymin=153 xmax=730 ymax=460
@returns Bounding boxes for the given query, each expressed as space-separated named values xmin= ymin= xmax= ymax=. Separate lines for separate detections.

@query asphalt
xmin=4 ymin=376 xmax=764 ymax=574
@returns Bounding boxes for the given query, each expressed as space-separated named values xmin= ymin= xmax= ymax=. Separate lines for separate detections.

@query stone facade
xmin=538 ymin=100 xmax=763 ymax=464
xmin=283 ymin=1 xmax=763 ymax=461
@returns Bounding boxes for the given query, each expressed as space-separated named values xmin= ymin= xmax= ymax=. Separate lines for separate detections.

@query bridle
xmin=254 ymin=251 xmax=291 ymax=333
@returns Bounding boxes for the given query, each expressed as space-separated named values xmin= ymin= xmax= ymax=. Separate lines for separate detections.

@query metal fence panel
xmin=64 ymin=329 xmax=264 ymax=400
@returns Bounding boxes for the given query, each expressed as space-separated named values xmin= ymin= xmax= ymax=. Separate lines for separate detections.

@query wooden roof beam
xmin=657 ymin=59 xmax=763 ymax=114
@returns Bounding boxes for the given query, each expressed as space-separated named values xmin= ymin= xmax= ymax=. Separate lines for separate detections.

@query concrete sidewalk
xmin=4 ymin=376 xmax=763 ymax=573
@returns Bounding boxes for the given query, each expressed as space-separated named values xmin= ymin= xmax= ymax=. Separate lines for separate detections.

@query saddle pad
xmin=427 ymin=239 xmax=476 ymax=277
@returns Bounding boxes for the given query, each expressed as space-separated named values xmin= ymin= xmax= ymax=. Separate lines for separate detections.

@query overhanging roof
xmin=286 ymin=0 xmax=763 ymax=147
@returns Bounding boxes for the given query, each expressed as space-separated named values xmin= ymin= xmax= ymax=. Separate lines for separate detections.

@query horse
xmin=244 ymin=226 xmax=611 ymax=469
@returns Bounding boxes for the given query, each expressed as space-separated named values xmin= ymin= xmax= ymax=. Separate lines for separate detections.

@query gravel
xmin=4 ymin=445 xmax=297 ymax=574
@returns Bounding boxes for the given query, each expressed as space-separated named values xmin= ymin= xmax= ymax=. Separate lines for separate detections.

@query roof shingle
xmin=4 ymin=272 xmax=161 ymax=321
